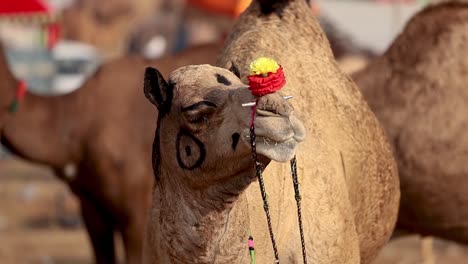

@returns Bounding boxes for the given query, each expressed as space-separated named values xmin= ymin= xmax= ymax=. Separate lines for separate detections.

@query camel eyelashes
xmin=182 ymin=102 xmax=217 ymax=128
xmin=187 ymin=114 xmax=210 ymax=124
xmin=181 ymin=101 xmax=217 ymax=112
xmin=185 ymin=108 xmax=217 ymax=125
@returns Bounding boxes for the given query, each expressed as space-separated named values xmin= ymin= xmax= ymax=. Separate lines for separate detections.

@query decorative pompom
xmin=9 ymin=80 xmax=27 ymax=113
xmin=249 ymin=57 xmax=280 ymax=76
xmin=16 ymin=80 xmax=27 ymax=99
xmin=248 ymin=57 xmax=286 ymax=97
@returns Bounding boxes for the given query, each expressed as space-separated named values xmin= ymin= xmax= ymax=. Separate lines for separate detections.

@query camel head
xmin=144 ymin=64 xmax=305 ymax=186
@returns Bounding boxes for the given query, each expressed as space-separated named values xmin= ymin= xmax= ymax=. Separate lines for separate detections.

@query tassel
xmin=47 ymin=23 xmax=60 ymax=50
xmin=9 ymin=100 xmax=19 ymax=113
xmin=9 ymin=81 xmax=27 ymax=113
xmin=248 ymin=235 xmax=255 ymax=264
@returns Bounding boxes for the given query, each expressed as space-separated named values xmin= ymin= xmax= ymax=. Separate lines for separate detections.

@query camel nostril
xmin=256 ymin=93 xmax=294 ymax=117
xmin=231 ymin=133 xmax=240 ymax=151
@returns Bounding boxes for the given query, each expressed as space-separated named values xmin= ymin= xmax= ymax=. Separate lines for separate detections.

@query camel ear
xmin=229 ymin=61 xmax=241 ymax=78
xmin=144 ymin=67 xmax=173 ymax=113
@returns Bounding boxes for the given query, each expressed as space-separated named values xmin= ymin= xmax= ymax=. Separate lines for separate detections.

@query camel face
xmin=144 ymin=64 xmax=305 ymax=183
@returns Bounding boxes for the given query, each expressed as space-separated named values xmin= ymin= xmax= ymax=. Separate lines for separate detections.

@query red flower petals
xmin=248 ymin=66 xmax=286 ymax=97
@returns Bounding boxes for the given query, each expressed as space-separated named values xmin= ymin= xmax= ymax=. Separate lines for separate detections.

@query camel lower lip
xmin=242 ymin=134 xmax=298 ymax=150
xmin=253 ymin=136 xmax=296 ymax=149
xmin=254 ymin=137 xmax=298 ymax=162
xmin=242 ymin=134 xmax=299 ymax=162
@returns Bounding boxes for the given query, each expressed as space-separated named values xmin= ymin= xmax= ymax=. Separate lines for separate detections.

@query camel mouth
xmin=239 ymin=114 xmax=306 ymax=162
xmin=241 ymin=133 xmax=301 ymax=163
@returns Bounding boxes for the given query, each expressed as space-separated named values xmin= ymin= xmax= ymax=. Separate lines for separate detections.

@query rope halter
xmin=245 ymin=57 xmax=308 ymax=264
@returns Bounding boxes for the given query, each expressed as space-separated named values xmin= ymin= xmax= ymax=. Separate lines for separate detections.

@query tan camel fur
xmin=217 ymin=0 xmax=400 ymax=263
xmin=143 ymin=1 xmax=400 ymax=263
xmin=0 ymin=42 xmax=221 ymax=263
xmin=353 ymin=2 xmax=468 ymax=244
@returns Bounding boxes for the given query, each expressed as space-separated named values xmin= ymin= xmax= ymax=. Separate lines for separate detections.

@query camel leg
xmin=119 ymin=184 xmax=151 ymax=264
xmin=421 ymin=236 xmax=435 ymax=264
xmin=80 ymin=197 xmax=116 ymax=264
xmin=120 ymin=212 xmax=145 ymax=264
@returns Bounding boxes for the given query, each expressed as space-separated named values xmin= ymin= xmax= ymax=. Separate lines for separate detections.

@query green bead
xmin=9 ymin=100 xmax=19 ymax=113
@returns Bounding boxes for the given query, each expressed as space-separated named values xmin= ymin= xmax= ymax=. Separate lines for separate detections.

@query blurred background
xmin=1 ymin=0 xmax=467 ymax=263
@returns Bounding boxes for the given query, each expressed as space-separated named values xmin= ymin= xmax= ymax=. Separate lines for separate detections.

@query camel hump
xmin=382 ymin=2 xmax=468 ymax=71
xmin=416 ymin=1 xmax=468 ymax=18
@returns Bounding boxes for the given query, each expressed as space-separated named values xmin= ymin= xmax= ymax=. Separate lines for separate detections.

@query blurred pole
xmin=421 ymin=236 xmax=436 ymax=264
xmin=391 ymin=2 xmax=402 ymax=38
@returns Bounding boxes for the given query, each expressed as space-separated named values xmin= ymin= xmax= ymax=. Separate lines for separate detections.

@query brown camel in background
xmin=143 ymin=0 xmax=400 ymax=263
xmin=0 ymin=42 xmax=222 ymax=263
xmin=61 ymin=0 xmax=224 ymax=60
xmin=353 ymin=2 xmax=468 ymax=244
xmin=61 ymin=0 xmax=163 ymax=59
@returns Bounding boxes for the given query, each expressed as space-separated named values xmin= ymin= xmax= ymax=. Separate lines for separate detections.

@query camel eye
xmin=187 ymin=113 xmax=210 ymax=124
xmin=182 ymin=101 xmax=217 ymax=130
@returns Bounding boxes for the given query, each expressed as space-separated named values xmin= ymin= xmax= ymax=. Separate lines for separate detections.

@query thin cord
xmin=248 ymin=228 xmax=256 ymax=264
xmin=249 ymin=104 xmax=280 ymax=263
xmin=290 ymin=156 xmax=308 ymax=263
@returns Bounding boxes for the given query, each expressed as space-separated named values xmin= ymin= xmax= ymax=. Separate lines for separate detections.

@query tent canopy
xmin=0 ymin=0 xmax=50 ymax=15
xmin=0 ymin=0 xmax=54 ymax=23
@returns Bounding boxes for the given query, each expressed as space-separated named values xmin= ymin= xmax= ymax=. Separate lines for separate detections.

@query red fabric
xmin=16 ymin=80 xmax=27 ymax=100
xmin=250 ymin=103 xmax=257 ymax=127
xmin=248 ymin=67 xmax=286 ymax=97
xmin=47 ymin=23 xmax=60 ymax=49
xmin=0 ymin=0 xmax=50 ymax=15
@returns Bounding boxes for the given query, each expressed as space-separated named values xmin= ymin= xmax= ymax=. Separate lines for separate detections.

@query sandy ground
xmin=1 ymin=158 xmax=468 ymax=264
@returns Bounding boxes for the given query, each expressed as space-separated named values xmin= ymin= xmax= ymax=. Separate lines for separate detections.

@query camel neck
xmin=0 ymin=48 xmax=19 ymax=111
xmin=156 ymin=160 xmax=256 ymax=263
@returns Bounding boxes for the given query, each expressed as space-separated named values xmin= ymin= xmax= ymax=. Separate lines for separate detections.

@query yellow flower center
xmin=249 ymin=57 xmax=280 ymax=75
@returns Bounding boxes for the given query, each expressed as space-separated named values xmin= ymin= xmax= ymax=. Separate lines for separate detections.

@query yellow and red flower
xmin=247 ymin=57 xmax=286 ymax=97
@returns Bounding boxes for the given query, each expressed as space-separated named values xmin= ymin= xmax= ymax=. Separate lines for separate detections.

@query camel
xmin=143 ymin=64 xmax=307 ymax=263
xmin=61 ymin=0 xmax=163 ymax=59
xmin=0 ymin=42 xmax=221 ymax=263
xmin=143 ymin=0 xmax=400 ymax=263
xmin=352 ymin=2 xmax=468 ymax=244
